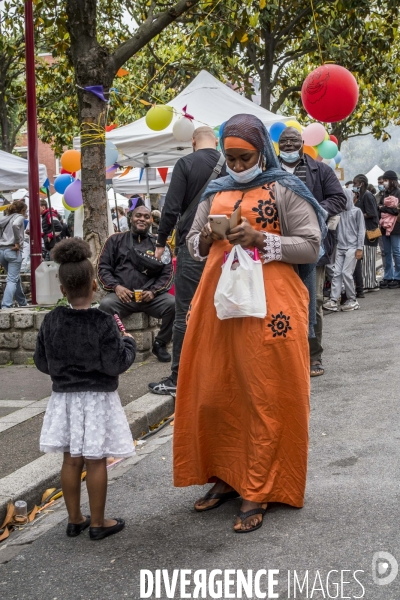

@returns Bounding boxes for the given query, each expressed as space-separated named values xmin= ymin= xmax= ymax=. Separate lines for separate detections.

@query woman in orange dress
xmin=173 ymin=114 xmax=327 ymax=533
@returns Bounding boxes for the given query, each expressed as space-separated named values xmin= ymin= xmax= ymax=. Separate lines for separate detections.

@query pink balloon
xmin=64 ymin=179 xmax=83 ymax=208
xmin=302 ymin=123 xmax=327 ymax=147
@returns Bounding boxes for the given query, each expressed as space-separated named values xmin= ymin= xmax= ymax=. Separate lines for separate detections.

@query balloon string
xmin=310 ymin=0 xmax=324 ymax=65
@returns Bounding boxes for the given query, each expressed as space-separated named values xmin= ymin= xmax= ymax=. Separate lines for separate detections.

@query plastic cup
xmin=134 ymin=290 xmax=143 ymax=303
xmin=14 ymin=500 xmax=28 ymax=524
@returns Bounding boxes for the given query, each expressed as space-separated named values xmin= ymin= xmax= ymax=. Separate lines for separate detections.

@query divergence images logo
xmin=372 ymin=552 xmax=398 ymax=586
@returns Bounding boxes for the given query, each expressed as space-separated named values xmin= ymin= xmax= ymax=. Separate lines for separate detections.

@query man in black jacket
xmin=98 ymin=205 xmax=175 ymax=362
xmin=149 ymin=126 xmax=226 ymax=395
xmin=278 ymin=127 xmax=347 ymax=377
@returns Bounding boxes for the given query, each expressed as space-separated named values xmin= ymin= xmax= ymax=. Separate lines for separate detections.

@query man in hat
xmin=378 ymin=170 xmax=400 ymax=288
xmin=278 ymin=127 xmax=347 ymax=377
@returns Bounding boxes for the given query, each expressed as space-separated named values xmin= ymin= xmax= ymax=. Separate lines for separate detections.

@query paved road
xmin=0 ymin=289 xmax=399 ymax=600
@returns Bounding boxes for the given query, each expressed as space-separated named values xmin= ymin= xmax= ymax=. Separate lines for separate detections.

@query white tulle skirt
xmin=40 ymin=391 xmax=135 ymax=460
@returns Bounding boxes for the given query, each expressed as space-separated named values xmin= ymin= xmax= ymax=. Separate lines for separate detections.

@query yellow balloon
xmin=285 ymin=120 xmax=302 ymax=133
xmin=273 ymin=141 xmax=280 ymax=155
xmin=62 ymin=196 xmax=80 ymax=212
xmin=324 ymin=131 xmax=330 ymax=140
xmin=145 ymin=105 xmax=174 ymax=131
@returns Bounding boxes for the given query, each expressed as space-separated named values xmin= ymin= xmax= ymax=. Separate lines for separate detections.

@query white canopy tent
xmin=365 ymin=165 xmax=384 ymax=188
xmin=0 ymin=149 xmax=48 ymax=190
xmin=113 ymin=166 xmax=173 ymax=195
xmin=84 ymin=70 xmax=292 ymax=169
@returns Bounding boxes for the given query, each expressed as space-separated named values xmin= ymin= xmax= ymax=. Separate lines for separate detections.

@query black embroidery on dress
xmin=261 ymin=183 xmax=276 ymax=199
xmin=268 ymin=311 xmax=292 ymax=337
xmin=252 ymin=198 xmax=279 ymax=229
xmin=233 ymin=198 xmax=242 ymax=212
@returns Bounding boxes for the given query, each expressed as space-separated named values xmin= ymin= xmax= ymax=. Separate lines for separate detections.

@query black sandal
xmin=310 ymin=363 xmax=324 ymax=377
xmin=195 ymin=490 xmax=240 ymax=512
xmin=234 ymin=507 xmax=267 ymax=534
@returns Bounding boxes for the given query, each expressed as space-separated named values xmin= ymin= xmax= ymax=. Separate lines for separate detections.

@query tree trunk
xmin=0 ymin=90 xmax=13 ymax=153
xmin=78 ymin=86 xmax=110 ymax=259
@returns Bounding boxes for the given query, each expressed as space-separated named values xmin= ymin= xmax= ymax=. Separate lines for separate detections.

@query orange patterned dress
xmin=173 ymin=184 xmax=310 ymax=507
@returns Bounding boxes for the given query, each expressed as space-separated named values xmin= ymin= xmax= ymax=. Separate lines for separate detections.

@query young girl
xmin=34 ymin=238 xmax=136 ymax=541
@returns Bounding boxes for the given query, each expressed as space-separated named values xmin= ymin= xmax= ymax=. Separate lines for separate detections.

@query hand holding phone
xmin=208 ymin=207 xmax=242 ymax=239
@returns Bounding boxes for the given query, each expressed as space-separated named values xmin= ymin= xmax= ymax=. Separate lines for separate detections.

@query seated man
xmin=98 ymin=204 xmax=175 ymax=362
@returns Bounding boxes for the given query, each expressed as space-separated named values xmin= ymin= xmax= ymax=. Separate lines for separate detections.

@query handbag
xmin=214 ymin=245 xmax=266 ymax=320
xmin=366 ymin=227 xmax=382 ymax=241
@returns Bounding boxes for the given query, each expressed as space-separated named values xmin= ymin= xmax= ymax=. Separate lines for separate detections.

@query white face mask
xmin=383 ymin=180 xmax=390 ymax=189
xmin=226 ymin=155 xmax=263 ymax=183
xmin=280 ymin=150 xmax=301 ymax=164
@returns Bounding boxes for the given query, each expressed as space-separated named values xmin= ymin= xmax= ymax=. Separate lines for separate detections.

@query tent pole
xmin=113 ymin=188 xmax=120 ymax=232
xmin=25 ymin=0 xmax=41 ymax=304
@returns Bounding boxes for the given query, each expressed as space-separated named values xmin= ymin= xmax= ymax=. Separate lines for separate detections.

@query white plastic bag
xmin=214 ymin=245 xmax=266 ymax=320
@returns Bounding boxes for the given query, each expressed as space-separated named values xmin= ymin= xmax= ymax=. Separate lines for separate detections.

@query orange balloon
xmin=61 ymin=149 xmax=81 ymax=173
xmin=303 ymin=145 xmax=318 ymax=159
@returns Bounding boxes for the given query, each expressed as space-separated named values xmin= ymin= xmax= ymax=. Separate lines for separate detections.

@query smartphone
xmin=208 ymin=215 xmax=230 ymax=238
xmin=229 ymin=206 xmax=242 ymax=230
xmin=208 ymin=207 xmax=242 ymax=239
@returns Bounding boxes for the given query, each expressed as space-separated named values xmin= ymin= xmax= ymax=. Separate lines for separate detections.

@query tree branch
xmin=246 ymin=43 xmax=263 ymax=78
xmin=271 ymin=85 xmax=301 ymax=113
xmin=110 ymin=0 xmax=201 ymax=75
xmin=271 ymin=49 xmax=310 ymax=87
xmin=276 ymin=0 xmax=326 ymax=42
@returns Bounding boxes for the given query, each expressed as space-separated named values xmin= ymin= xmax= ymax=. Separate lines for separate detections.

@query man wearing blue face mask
xmin=278 ymin=127 xmax=347 ymax=377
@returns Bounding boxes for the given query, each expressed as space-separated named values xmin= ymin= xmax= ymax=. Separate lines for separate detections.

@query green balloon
xmin=317 ymin=140 xmax=338 ymax=160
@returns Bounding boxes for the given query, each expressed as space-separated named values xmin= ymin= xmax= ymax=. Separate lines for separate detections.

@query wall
xmin=0 ymin=308 xmax=161 ymax=365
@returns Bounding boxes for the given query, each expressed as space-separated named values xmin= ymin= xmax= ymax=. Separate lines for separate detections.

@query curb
xmin=0 ymin=392 xmax=174 ymax=525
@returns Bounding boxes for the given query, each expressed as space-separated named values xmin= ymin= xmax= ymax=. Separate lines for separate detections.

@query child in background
xmin=323 ymin=189 xmax=365 ymax=312
xmin=34 ymin=239 xmax=136 ymax=541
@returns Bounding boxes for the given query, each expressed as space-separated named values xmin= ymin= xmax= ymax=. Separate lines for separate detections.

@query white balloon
xmin=172 ymin=116 xmax=195 ymax=142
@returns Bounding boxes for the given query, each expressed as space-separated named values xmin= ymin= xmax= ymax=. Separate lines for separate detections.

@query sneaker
xmin=152 ymin=340 xmax=171 ymax=363
xmin=388 ymin=280 xmax=400 ymax=289
xmin=365 ymin=287 xmax=380 ymax=292
xmin=148 ymin=376 xmax=177 ymax=395
xmin=356 ymin=291 xmax=365 ymax=298
xmin=341 ymin=299 xmax=360 ymax=311
xmin=323 ymin=299 xmax=338 ymax=312
xmin=379 ymin=279 xmax=391 ymax=288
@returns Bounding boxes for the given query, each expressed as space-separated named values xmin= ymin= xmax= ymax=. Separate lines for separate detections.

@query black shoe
xmin=388 ymin=280 xmax=400 ymax=289
xmin=356 ymin=291 xmax=365 ymax=298
xmin=89 ymin=518 xmax=125 ymax=541
xmin=380 ymin=279 xmax=391 ymax=288
xmin=148 ymin=376 xmax=177 ymax=395
xmin=152 ymin=340 xmax=171 ymax=362
xmin=66 ymin=515 xmax=91 ymax=537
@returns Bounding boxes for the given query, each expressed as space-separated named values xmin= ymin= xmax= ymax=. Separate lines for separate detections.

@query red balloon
xmin=301 ymin=64 xmax=359 ymax=123
xmin=329 ymin=135 xmax=338 ymax=145
xmin=60 ymin=167 xmax=76 ymax=177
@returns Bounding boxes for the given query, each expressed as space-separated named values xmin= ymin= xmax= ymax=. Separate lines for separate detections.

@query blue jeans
xmin=382 ymin=234 xmax=400 ymax=281
xmin=0 ymin=248 xmax=27 ymax=308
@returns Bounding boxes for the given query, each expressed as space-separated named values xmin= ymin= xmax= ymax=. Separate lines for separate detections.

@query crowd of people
xmin=0 ymin=115 xmax=399 ymax=538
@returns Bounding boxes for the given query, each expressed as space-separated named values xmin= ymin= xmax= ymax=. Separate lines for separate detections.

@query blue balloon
xmin=334 ymin=151 xmax=342 ymax=164
xmin=329 ymin=158 xmax=336 ymax=169
xmin=269 ymin=122 xmax=287 ymax=143
xmin=105 ymin=141 xmax=119 ymax=167
xmin=54 ymin=174 xmax=74 ymax=194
